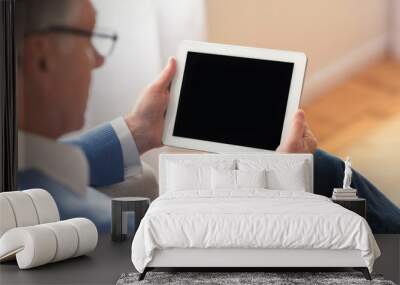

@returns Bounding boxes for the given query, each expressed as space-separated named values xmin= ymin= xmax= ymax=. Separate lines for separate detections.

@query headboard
xmin=159 ymin=153 xmax=313 ymax=195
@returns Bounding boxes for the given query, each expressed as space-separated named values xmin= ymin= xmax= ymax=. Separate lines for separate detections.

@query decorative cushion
xmin=166 ymin=160 xmax=235 ymax=191
xmin=236 ymin=169 xmax=267 ymax=189
xmin=211 ymin=168 xmax=268 ymax=190
xmin=237 ymin=159 xmax=308 ymax=191
xmin=211 ymin=168 xmax=236 ymax=190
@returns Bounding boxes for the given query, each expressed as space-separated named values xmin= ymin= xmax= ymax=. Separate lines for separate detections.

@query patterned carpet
xmin=117 ymin=271 xmax=395 ymax=285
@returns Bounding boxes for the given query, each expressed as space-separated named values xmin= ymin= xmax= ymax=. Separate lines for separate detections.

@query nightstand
xmin=331 ymin=198 xmax=366 ymax=218
xmin=111 ymin=197 xmax=150 ymax=242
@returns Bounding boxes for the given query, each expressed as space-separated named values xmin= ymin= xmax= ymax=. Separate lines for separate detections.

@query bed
xmin=131 ymin=153 xmax=380 ymax=280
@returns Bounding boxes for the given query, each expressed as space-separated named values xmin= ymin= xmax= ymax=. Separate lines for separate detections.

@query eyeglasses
xmin=27 ymin=26 xmax=119 ymax=57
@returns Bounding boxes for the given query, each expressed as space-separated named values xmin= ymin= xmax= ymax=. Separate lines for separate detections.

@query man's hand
xmin=124 ymin=57 xmax=177 ymax=154
xmin=276 ymin=109 xmax=318 ymax=154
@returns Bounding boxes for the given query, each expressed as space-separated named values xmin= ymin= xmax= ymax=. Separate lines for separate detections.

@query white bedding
xmin=131 ymin=190 xmax=380 ymax=273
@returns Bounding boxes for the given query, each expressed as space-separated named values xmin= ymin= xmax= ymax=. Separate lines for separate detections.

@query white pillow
xmin=211 ymin=168 xmax=236 ymax=189
xmin=211 ymin=168 xmax=267 ymax=190
xmin=166 ymin=160 xmax=235 ymax=191
xmin=238 ymin=159 xmax=308 ymax=191
xmin=236 ymin=169 xmax=267 ymax=189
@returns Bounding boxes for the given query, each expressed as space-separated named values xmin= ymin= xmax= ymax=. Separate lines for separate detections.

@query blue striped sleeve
xmin=64 ymin=123 xmax=125 ymax=187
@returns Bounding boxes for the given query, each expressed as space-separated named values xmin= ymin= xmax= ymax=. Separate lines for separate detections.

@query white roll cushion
xmin=42 ymin=221 xmax=79 ymax=262
xmin=0 ymin=226 xmax=57 ymax=269
xmin=0 ymin=196 xmax=17 ymax=237
xmin=23 ymin=189 xmax=60 ymax=224
xmin=66 ymin=218 xmax=98 ymax=257
xmin=0 ymin=218 xmax=98 ymax=269
xmin=1 ymin=192 xmax=39 ymax=227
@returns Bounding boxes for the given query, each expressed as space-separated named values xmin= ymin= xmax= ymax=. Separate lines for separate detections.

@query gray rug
xmin=117 ymin=272 xmax=395 ymax=285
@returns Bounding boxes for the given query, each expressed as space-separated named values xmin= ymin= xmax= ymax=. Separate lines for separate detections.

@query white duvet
xmin=131 ymin=190 xmax=380 ymax=273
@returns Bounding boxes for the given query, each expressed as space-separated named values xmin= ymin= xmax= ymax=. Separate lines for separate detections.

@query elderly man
xmin=16 ymin=0 xmax=399 ymax=233
xmin=16 ymin=0 xmax=181 ymax=230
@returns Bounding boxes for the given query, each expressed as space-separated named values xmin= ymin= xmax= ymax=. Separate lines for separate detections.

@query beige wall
xmin=206 ymin=0 xmax=390 ymax=102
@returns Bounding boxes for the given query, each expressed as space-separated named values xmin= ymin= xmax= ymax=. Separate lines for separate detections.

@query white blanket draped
xmin=131 ymin=190 xmax=380 ymax=272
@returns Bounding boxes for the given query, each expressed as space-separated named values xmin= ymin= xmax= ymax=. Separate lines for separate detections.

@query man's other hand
xmin=125 ymin=57 xmax=177 ymax=154
xmin=276 ymin=109 xmax=318 ymax=154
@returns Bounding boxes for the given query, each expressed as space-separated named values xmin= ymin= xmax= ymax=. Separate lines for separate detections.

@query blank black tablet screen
xmin=173 ymin=51 xmax=294 ymax=150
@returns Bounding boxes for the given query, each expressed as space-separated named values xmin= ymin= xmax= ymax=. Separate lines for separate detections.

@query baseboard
xmin=302 ymin=34 xmax=389 ymax=104
xmin=389 ymin=0 xmax=400 ymax=59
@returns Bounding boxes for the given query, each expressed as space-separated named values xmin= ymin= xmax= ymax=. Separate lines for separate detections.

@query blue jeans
xmin=314 ymin=149 xmax=400 ymax=233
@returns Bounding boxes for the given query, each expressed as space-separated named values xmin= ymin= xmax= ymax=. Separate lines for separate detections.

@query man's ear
xmin=23 ymin=36 xmax=54 ymax=75
xmin=38 ymin=57 xmax=47 ymax=72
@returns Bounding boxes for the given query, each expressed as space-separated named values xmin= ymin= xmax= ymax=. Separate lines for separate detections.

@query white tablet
xmin=163 ymin=41 xmax=307 ymax=153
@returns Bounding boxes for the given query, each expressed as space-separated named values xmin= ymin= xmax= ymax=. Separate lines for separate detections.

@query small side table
xmin=331 ymin=198 xmax=366 ymax=218
xmin=111 ymin=197 xmax=150 ymax=242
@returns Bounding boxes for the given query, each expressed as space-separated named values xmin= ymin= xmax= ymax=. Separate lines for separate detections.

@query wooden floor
xmin=302 ymin=57 xmax=400 ymax=153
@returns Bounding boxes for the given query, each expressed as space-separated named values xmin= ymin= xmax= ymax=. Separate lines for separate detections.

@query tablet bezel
xmin=163 ymin=40 xmax=307 ymax=153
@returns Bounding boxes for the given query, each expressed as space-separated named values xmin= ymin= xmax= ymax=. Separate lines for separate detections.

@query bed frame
xmin=141 ymin=248 xmax=370 ymax=280
xmin=138 ymin=154 xmax=371 ymax=280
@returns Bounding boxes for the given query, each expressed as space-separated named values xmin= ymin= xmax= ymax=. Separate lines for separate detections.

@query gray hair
xmin=16 ymin=0 xmax=82 ymax=33
xmin=16 ymin=0 xmax=83 ymax=59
